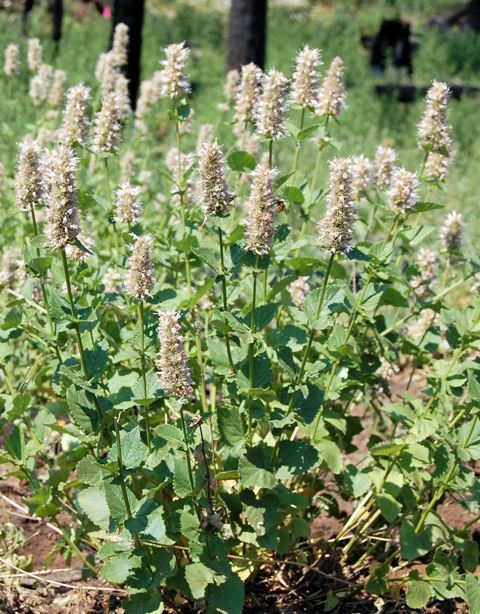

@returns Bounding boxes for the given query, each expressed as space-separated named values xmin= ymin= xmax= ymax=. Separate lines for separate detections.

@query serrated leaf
xmin=206 ymin=573 xmax=244 ymax=614
xmin=100 ymin=553 xmax=142 ymax=583
xmin=76 ymin=455 xmax=105 ymax=486
xmin=370 ymin=442 xmax=405 ymax=457
xmin=239 ymin=456 xmax=276 ymax=489
xmin=400 ymin=520 xmax=432 ymax=561
xmin=283 ymin=185 xmax=304 ymax=205
xmin=66 ymin=385 xmax=99 ymax=434
xmin=185 ymin=563 xmax=217 ymax=600
xmin=315 ymin=439 xmax=343 ymax=474
xmin=217 ymin=404 xmax=245 ymax=447
xmin=375 ymin=493 xmax=401 ymax=523
xmin=118 ymin=425 xmax=147 ymax=470
xmin=104 ymin=479 xmax=138 ymax=523
xmin=155 ymin=424 xmax=184 ymax=447
xmin=466 ymin=575 xmax=480 ymax=613
xmin=192 ymin=247 xmax=219 ymax=272
xmin=173 ymin=458 xmax=192 ymax=498
xmin=78 ymin=487 xmax=110 ymax=530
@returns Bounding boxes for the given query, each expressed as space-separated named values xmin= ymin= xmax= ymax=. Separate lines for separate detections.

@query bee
xmin=274 ymin=197 xmax=286 ymax=213
xmin=189 ymin=415 xmax=204 ymax=429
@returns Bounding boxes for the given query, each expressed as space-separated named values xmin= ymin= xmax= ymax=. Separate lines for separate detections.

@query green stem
xmin=291 ymin=108 xmax=305 ymax=184
xmin=268 ymin=139 xmax=273 ymax=169
xmin=138 ymin=301 xmax=152 ymax=452
xmin=247 ymin=257 xmax=259 ymax=445
xmin=114 ymin=414 xmax=142 ymax=549
xmin=180 ymin=405 xmax=201 ymax=519
xmin=218 ymin=226 xmax=235 ymax=372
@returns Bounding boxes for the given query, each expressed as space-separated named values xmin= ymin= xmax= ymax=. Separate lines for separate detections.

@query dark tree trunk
xmin=227 ymin=0 xmax=267 ymax=72
xmin=111 ymin=0 xmax=145 ymax=109
xmin=51 ymin=0 xmax=63 ymax=48
xmin=22 ymin=0 xmax=35 ymax=36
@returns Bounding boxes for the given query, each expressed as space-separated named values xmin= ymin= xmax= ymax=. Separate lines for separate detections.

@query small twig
xmin=0 ymin=557 xmax=125 ymax=594
xmin=0 ymin=494 xmax=63 ymax=536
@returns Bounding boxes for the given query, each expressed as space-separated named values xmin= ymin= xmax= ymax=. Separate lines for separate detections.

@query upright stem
xmin=29 ymin=206 xmax=60 ymax=361
xmin=114 ymin=414 xmax=142 ymax=549
xmin=218 ymin=226 xmax=235 ymax=371
xmin=61 ymin=249 xmax=89 ymax=379
xmin=268 ymin=139 xmax=273 ymax=169
xmin=61 ymin=249 xmax=102 ymax=424
xmin=247 ymin=258 xmax=259 ymax=445
xmin=199 ymin=423 xmax=214 ymax=511
xmin=180 ymin=405 xmax=200 ymax=519
xmin=291 ymin=108 xmax=305 ymax=184
xmin=138 ymin=301 xmax=152 ymax=452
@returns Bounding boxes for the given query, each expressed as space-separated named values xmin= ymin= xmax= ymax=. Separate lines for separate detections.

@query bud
xmin=291 ymin=45 xmax=321 ymax=109
xmin=318 ymin=157 xmax=356 ymax=255
xmin=255 ymin=69 xmax=289 ymax=140
xmin=418 ymin=81 xmax=452 ymax=154
xmin=29 ymin=64 xmax=53 ymax=106
xmin=424 ymin=151 xmax=450 ymax=182
xmin=159 ymin=42 xmax=191 ymax=99
xmin=135 ymin=79 xmax=156 ymax=119
xmin=103 ymin=267 xmax=122 ymax=293
xmin=0 ymin=249 xmax=21 ymax=288
xmin=407 ymin=308 xmax=439 ymax=340
xmin=60 ymin=83 xmax=90 ymax=147
xmin=114 ymin=73 xmax=131 ymax=121
xmin=413 ymin=247 xmax=437 ymax=297
xmin=95 ymin=51 xmax=116 ymax=95
xmin=115 ymin=181 xmax=142 ymax=225
xmin=245 ymin=163 xmax=277 ymax=255
xmin=224 ymin=69 xmax=240 ymax=103
xmin=47 ymin=69 xmax=66 ymax=107
xmin=315 ymin=57 xmax=346 ymax=118
xmin=196 ymin=123 xmax=215 ymax=152
xmin=156 ymin=310 xmax=194 ymax=399
xmin=387 ymin=167 xmax=419 ymax=214
xmin=350 ymin=155 xmax=372 ymax=200
xmin=27 ymin=38 xmax=42 ymax=71
xmin=374 ymin=146 xmax=398 ymax=190
xmin=111 ymin=23 xmax=129 ymax=68
xmin=15 ymin=139 xmax=44 ymax=214
xmin=93 ymin=92 xmax=122 ymax=154
xmin=165 ymin=147 xmax=195 ymax=206
xmin=290 ymin=276 xmax=310 ymax=307
xmin=198 ymin=140 xmax=234 ymax=217
xmin=234 ymin=62 xmax=263 ymax=126
xmin=440 ymin=210 xmax=463 ymax=253
xmin=125 ymin=234 xmax=155 ymax=301
xmin=4 ymin=44 xmax=19 ymax=76
xmin=44 ymin=145 xmax=81 ymax=250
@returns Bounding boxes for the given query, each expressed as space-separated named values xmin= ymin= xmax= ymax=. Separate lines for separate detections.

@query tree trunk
xmin=111 ymin=0 xmax=145 ymax=109
xmin=51 ymin=0 xmax=63 ymax=48
xmin=22 ymin=0 xmax=35 ymax=36
xmin=227 ymin=0 xmax=267 ymax=72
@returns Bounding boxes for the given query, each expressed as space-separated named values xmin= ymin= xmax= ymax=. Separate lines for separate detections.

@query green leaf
xmin=406 ymin=580 xmax=433 ymax=609
xmin=400 ymin=520 xmax=432 ymax=561
xmin=66 ymin=385 xmax=100 ymax=434
xmin=117 ymin=425 xmax=147 ymax=470
xmin=104 ymin=479 xmax=138 ymax=523
xmin=5 ymin=425 xmax=25 ymax=462
xmin=375 ymin=493 xmax=401 ymax=523
xmin=277 ymin=440 xmax=319 ymax=476
xmin=76 ymin=455 xmax=105 ymax=486
xmin=173 ymin=458 xmax=193 ymax=498
xmin=239 ymin=456 xmax=276 ymax=489
xmin=206 ymin=573 xmax=244 ymax=614
xmin=463 ymin=539 xmax=479 ymax=573
xmin=155 ymin=424 xmax=184 ymax=447
xmin=296 ymin=124 xmax=321 ymax=141
xmin=370 ymin=442 xmax=405 ymax=457
xmin=283 ymin=185 xmax=304 ymax=205
xmin=185 ymin=562 xmax=217 ymax=599
xmin=100 ymin=553 xmax=141 ymax=583
xmin=124 ymin=591 xmax=164 ymax=614
xmin=192 ymin=247 xmax=219 ymax=272
xmin=466 ymin=575 xmax=480 ymax=613
xmin=227 ymin=150 xmax=256 ymax=172
xmin=245 ymin=303 xmax=280 ymax=330
xmin=77 ymin=487 xmax=110 ymax=530
xmin=315 ymin=439 xmax=343 ymax=474
xmin=411 ymin=201 xmax=443 ymax=213
xmin=143 ymin=506 xmax=168 ymax=542
xmin=217 ymin=404 xmax=245 ymax=447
